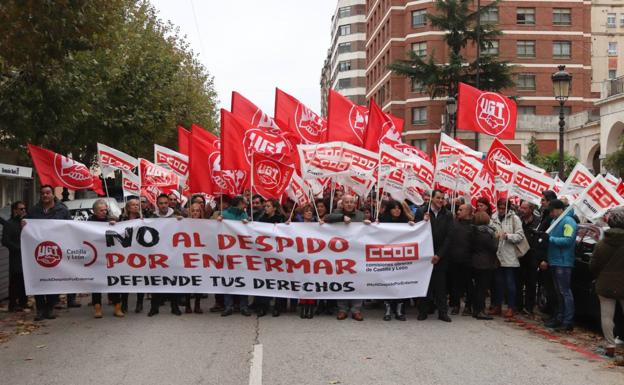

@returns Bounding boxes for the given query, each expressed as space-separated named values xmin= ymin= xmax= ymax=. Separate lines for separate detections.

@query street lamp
xmin=551 ymin=65 xmax=572 ymax=178
xmin=446 ymin=96 xmax=457 ymax=137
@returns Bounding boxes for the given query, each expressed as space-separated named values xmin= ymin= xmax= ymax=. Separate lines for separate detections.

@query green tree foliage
xmin=0 ymin=0 xmax=218 ymax=165
xmin=535 ymin=151 xmax=579 ymax=179
xmin=524 ymin=135 xmax=540 ymax=165
xmin=388 ymin=0 xmax=514 ymax=98
xmin=603 ymin=136 xmax=624 ymax=177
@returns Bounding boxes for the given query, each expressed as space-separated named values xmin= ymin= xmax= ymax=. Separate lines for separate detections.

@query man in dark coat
xmin=414 ymin=189 xmax=452 ymax=322
xmin=1 ymin=201 xmax=28 ymax=311
xmin=448 ymin=203 xmax=474 ymax=316
xmin=26 ymin=185 xmax=74 ymax=321
xmin=517 ymin=201 xmax=541 ymax=315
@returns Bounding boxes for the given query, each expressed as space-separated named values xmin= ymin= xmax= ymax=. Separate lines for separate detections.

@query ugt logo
xmin=54 ymin=155 xmax=92 ymax=189
xmin=476 ymin=93 xmax=511 ymax=136
xmin=35 ymin=241 xmax=63 ymax=268
xmin=348 ymin=106 xmax=368 ymax=143
xmin=256 ymin=160 xmax=281 ymax=189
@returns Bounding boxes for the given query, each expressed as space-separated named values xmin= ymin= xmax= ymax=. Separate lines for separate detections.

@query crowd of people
xmin=2 ymin=184 xmax=624 ymax=355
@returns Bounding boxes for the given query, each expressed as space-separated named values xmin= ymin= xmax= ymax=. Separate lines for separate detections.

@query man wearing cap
xmin=541 ymin=199 xmax=577 ymax=331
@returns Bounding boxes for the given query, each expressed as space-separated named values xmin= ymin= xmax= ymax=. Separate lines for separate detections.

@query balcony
xmin=604 ymin=76 xmax=624 ymax=98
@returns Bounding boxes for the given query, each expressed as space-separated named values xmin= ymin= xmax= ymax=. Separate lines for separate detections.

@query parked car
xmin=64 ymin=197 xmax=122 ymax=220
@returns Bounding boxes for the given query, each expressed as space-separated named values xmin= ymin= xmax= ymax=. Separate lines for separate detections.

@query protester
xmin=414 ymin=189 xmax=452 ymax=322
xmin=542 ymin=199 xmax=578 ymax=332
xmin=476 ymin=197 xmax=493 ymax=217
xmin=378 ymin=200 xmax=414 ymax=321
xmin=140 ymin=195 xmax=153 ymax=217
xmin=183 ymin=202 xmax=205 ymax=314
xmin=537 ymin=190 xmax=558 ymax=317
xmin=218 ymin=195 xmax=252 ymax=317
xmin=1 ymin=201 xmax=28 ymax=312
xmin=293 ymin=203 xmax=318 ymax=318
xmin=315 ymin=199 xmax=329 ymax=222
xmin=118 ymin=197 xmax=143 ymax=313
xmin=89 ymin=199 xmax=124 ymax=318
xmin=148 ymin=193 xmax=182 ymax=317
xmin=250 ymin=194 xmax=265 ymax=219
xmin=26 ymin=185 xmax=73 ymax=321
xmin=470 ymin=211 xmax=498 ymax=320
xmin=490 ymin=198 xmax=526 ymax=318
xmin=325 ymin=194 xmax=369 ymax=321
xmin=256 ymin=199 xmax=286 ymax=317
xmin=448 ymin=203 xmax=474 ymax=317
xmin=590 ymin=207 xmax=624 ymax=356
xmin=517 ymin=201 xmax=541 ymax=316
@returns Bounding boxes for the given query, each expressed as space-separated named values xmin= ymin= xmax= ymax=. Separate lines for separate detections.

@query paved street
xmin=0 ymin=298 xmax=622 ymax=385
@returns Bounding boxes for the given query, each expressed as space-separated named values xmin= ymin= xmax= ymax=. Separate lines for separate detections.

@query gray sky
xmin=151 ymin=0 xmax=336 ymax=115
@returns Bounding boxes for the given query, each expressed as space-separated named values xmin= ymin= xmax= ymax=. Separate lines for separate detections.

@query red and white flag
xmin=178 ymin=126 xmax=190 ymax=155
xmin=286 ymin=174 xmax=310 ymax=206
xmin=28 ymin=144 xmax=104 ymax=195
xmin=553 ymin=175 xmax=565 ymax=195
xmin=379 ymin=144 xmax=423 ymax=204
xmin=604 ymin=173 xmax=621 ymax=190
xmin=275 ymin=88 xmax=327 ymax=144
xmin=563 ymin=163 xmax=595 ymax=195
xmin=456 ymin=157 xmax=484 ymax=196
xmin=97 ymin=143 xmax=138 ymax=177
xmin=121 ymin=171 xmax=141 ymax=197
xmin=456 ymin=82 xmax=517 ymax=139
xmin=139 ymin=158 xmax=179 ymax=193
xmin=251 ymin=153 xmax=295 ymax=200
xmin=572 ymin=175 xmax=624 ymax=221
xmin=364 ymin=98 xmax=401 ymax=153
xmin=470 ymin=168 xmax=495 ymax=206
xmin=436 ymin=133 xmax=482 ymax=171
xmin=327 ymin=89 xmax=368 ymax=146
xmin=154 ymin=144 xmax=189 ymax=181
xmin=510 ymin=164 xmax=555 ymax=206
xmin=231 ymin=91 xmax=281 ymax=130
xmin=494 ymin=161 xmax=515 ymax=194
xmin=484 ymin=138 xmax=523 ymax=175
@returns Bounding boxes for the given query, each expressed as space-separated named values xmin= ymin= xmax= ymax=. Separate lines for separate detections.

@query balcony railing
xmin=608 ymin=76 xmax=624 ymax=97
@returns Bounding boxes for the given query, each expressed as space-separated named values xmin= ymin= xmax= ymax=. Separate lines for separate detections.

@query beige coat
xmin=491 ymin=211 xmax=525 ymax=268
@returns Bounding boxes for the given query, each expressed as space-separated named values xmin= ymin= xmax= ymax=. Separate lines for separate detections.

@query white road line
xmin=248 ymin=344 xmax=263 ymax=385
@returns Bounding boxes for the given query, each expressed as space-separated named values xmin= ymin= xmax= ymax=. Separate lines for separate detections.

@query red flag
xmin=139 ymin=158 xmax=179 ymax=193
xmin=457 ymin=82 xmax=517 ymax=139
xmin=231 ymin=91 xmax=281 ymax=130
xmin=365 ymin=98 xmax=401 ymax=153
xmin=386 ymin=113 xmax=404 ymax=135
xmin=188 ymin=135 xmax=214 ymax=195
xmin=28 ymin=144 xmax=104 ymax=195
xmin=252 ymin=153 xmax=295 ymax=199
xmin=327 ymin=89 xmax=368 ymax=146
xmin=191 ymin=123 xmax=220 ymax=149
xmin=484 ymin=138 xmax=523 ymax=175
xmin=177 ymin=126 xmax=190 ymax=155
xmin=274 ymin=88 xmax=327 ymax=144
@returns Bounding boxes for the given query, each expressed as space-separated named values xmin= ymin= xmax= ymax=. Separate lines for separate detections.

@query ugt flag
xmin=457 ymin=82 xmax=517 ymax=139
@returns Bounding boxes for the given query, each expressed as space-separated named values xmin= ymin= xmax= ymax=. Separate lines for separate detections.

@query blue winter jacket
xmin=547 ymin=210 xmax=578 ymax=267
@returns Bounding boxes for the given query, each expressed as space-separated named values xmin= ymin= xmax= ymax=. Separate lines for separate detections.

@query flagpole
xmin=250 ymin=152 xmax=255 ymax=222
xmin=137 ymin=163 xmax=144 ymax=219
xmin=429 ymin=144 xmax=440 ymax=211
xmin=329 ymin=176 xmax=336 ymax=213
xmin=288 ymin=201 xmax=298 ymax=222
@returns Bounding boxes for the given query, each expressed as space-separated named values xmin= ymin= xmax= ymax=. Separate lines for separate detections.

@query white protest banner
xmin=97 ymin=143 xmax=138 ymax=178
xmin=510 ymin=164 xmax=554 ymax=206
xmin=572 ymin=175 xmax=624 ymax=221
xmin=563 ymin=162 xmax=594 ymax=196
xmin=21 ymin=219 xmax=434 ymax=299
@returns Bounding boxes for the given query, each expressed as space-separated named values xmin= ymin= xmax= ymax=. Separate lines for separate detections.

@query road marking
xmin=249 ymin=344 xmax=263 ymax=385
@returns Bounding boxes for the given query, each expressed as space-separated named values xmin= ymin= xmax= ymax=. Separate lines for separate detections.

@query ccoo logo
xmin=35 ymin=241 xmax=62 ymax=268
xmin=476 ymin=93 xmax=511 ymax=137
xmin=295 ymin=104 xmax=327 ymax=143
xmin=54 ymin=155 xmax=92 ymax=189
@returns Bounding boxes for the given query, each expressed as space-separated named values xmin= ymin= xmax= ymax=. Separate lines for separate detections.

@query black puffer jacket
xmin=446 ymin=219 xmax=473 ymax=266
xmin=27 ymin=200 xmax=70 ymax=220
xmin=471 ymin=224 xmax=499 ymax=270
xmin=415 ymin=206 xmax=452 ymax=271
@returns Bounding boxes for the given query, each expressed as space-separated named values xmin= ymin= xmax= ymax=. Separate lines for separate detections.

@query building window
xmin=517 ymin=8 xmax=535 ymax=25
xmin=480 ymin=7 xmax=498 ymax=23
xmin=411 ymin=42 xmax=427 ymax=57
xmin=517 ymin=40 xmax=536 ymax=58
xmin=609 ymin=69 xmax=617 ymax=79
xmin=607 ymin=13 xmax=616 ymax=28
xmin=410 ymin=139 xmax=427 ymax=151
xmin=338 ymin=61 xmax=351 ymax=72
xmin=481 ymin=40 xmax=499 ymax=56
xmin=553 ymin=41 xmax=571 ymax=59
xmin=608 ymin=42 xmax=617 ymax=56
xmin=337 ymin=78 xmax=352 ymax=90
xmin=411 ymin=78 xmax=425 ymax=92
xmin=517 ymin=73 xmax=536 ymax=90
xmin=620 ymin=14 xmax=624 ymax=27
xmin=518 ymin=106 xmax=536 ymax=116
xmin=553 ymin=9 xmax=571 ymax=26
xmin=412 ymin=9 xmax=426 ymax=27
xmin=379 ymin=85 xmax=386 ymax=105
xmin=337 ymin=42 xmax=351 ymax=54
xmin=411 ymin=107 xmax=427 ymax=125
xmin=339 ymin=24 xmax=351 ymax=36
xmin=338 ymin=6 xmax=351 ymax=19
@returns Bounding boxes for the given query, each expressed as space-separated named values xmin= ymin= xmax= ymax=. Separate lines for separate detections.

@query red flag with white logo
xmin=28 ymin=144 xmax=104 ymax=195
xmin=327 ymin=89 xmax=368 ymax=146
xmin=274 ymin=88 xmax=327 ymax=144
xmin=178 ymin=126 xmax=190 ymax=155
xmin=457 ymin=82 xmax=517 ymax=139
xmin=231 ymin=91 xmax=281 ymax=130
xmin=572 ymin=175 xmax=624 ymax=221
xmin=364 ymin=98 xmax=401 ymax=153
xmin=484 ymin=138 xmax=523 ymax=175
xmin=97 ymin=143 xmax=138 ymax=178
xmin=139 ymin=158 xmax=179 ymax=194
xmin=251 ymin=153 xmax=295 ymax=200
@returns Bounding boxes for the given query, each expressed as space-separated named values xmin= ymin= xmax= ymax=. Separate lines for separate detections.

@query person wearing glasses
xmin=1 ymin=201 xmax=28 ymax=312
